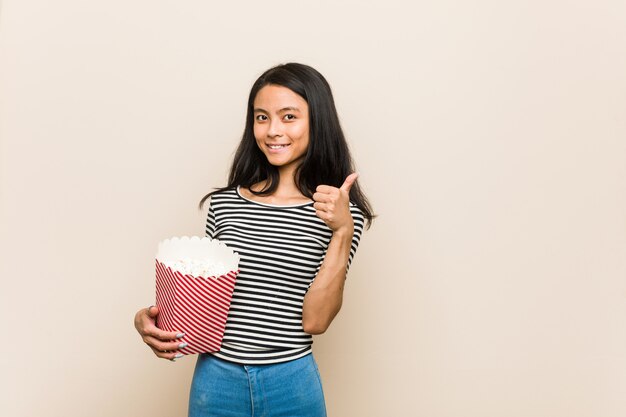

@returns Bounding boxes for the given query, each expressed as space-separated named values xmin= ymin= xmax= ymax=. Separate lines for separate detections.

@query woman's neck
xmin=247 ymin=166 xmax=310 ymax=204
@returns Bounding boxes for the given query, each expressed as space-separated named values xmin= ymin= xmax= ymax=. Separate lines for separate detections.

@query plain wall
xmin=1 ymin=1 xmax=625 ymax=416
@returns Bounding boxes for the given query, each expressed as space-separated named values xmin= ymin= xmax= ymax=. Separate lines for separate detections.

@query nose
xmin=267 ymin=119 xmax=283 ymax=138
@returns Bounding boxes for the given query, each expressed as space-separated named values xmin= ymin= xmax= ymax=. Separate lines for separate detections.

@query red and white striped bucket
xmin=154 ymin=236 xmax=240 ymax=355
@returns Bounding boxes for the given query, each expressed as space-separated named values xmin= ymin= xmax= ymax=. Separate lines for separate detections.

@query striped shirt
xmin=204 ymin=186 xmax=365 ymax=365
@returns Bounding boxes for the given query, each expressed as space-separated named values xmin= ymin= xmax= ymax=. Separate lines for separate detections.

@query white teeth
xmin=269 ymin=144 xmax=288 ymax=149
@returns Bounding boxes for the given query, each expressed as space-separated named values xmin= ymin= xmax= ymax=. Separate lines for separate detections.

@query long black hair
xmin=199 ymin=62 xmax=375 ymax=229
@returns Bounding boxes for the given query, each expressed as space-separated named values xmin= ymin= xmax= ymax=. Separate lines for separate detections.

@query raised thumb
xmin=340 ymin=172 xmax=359 ymax=192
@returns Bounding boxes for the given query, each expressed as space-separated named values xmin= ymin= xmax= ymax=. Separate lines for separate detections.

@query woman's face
xmin=253 ymin=84 xmax=310 ymax=172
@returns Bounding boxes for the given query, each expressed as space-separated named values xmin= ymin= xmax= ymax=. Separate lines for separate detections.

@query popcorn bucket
xmin=155 ymin=236 xmax=240 ymax=355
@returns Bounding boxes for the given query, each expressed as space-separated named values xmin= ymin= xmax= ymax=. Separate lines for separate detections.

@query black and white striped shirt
xmin=204 ymin=186 xmax=365 ymax=365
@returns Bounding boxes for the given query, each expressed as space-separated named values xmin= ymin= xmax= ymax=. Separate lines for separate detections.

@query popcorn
xmin=156 ymin=236 xmax=240 ymax=272
xmin=162 ymin=258 xmax=228 ymax=279
xmin=155 ymin=236 xmax=240 ymax=355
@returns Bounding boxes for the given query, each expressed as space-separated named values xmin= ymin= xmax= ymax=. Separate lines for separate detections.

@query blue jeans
xmin=188 ymin=353 xmax=327 ymax=417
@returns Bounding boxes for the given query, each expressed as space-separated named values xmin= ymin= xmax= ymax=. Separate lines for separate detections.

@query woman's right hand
xmin=134 ymin=306 xmax=187 ymax=361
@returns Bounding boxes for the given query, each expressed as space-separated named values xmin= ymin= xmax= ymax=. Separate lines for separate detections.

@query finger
xmin=143 ymin=335 xmax=188 ymax=352
xmin=315 ymin=210 xmax=329 ymax=221
xmin=340 ymin=173 xmax=359 ymax=193
xmin=149 ymin=345 xmax=182 ymax=360
xmin=313 ymin=202 xmax=328 ymax=212
xmin=315 ymin=184 xmax=337 ymax=194
xmin=315 ymin=208 xmax=336 ymax=221
xmin=312 ymin=192 xmax=333 ymax=203
xmin=140 ymin=317 xmax=183 ymax=340
xmin=142 ymin=307 xmax=184 ymax=340
xmin=144 ymin=325 xmax=183 ymax=341
xmin=146 ymin=305 xmax=159 ymax=318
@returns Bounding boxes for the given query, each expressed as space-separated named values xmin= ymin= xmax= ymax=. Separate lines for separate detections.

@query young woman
xmin=134 ymin=63 xmax=375 ymax=417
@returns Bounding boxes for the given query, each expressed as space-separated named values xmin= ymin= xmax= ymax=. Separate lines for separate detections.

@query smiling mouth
xmin=267 ymin=144 xmax=290 ymax=149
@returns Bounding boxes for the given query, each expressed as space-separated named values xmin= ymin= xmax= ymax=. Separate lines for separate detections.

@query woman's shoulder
xmin=205 ymin=187 xmax=238 ymax=205
xmin=212 ymin=186 xmax=237 ymax=196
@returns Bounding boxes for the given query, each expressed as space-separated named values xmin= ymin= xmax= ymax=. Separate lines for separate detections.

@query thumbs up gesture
xmin=313 ymin=173 xmax=358 ymax=234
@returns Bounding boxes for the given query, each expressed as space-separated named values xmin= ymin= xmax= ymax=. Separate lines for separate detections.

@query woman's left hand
xmin=313 ymin=173 xmax=358 ymax=234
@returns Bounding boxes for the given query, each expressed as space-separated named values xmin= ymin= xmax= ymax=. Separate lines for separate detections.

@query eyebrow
xmin=253 ymin=106 xmax=302 ymax=114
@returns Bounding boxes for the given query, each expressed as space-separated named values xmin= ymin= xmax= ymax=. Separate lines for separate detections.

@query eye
xmin=283 ymin=114 xmax=296 ymax=121
xmin=255 ymin=114 xmax=268 ymax=122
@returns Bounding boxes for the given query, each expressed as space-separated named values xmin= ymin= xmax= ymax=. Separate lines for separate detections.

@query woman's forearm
xmin=301 ymin=228 xmax=353 ymax=334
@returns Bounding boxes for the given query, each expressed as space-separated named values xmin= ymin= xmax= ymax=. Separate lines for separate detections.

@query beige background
xmin=1 ymin=1 xmax=625 ymax=416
